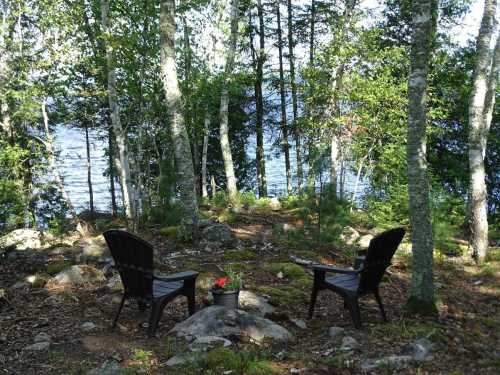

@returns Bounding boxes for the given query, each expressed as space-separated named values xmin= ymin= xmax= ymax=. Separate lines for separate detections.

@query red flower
xmin=214 ymin=277 xmax=227 ymax=288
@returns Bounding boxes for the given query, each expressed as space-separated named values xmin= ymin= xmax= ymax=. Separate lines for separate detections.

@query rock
xmin=81 ymin=322 xmax=98 ymax=332
xmin=201 ymin=224 xmax=238 ymax=248
xmin=166 ymin=354 xmax=195 ymax=367
xmin=10 ymin=281 xmax=29 ymax=291
xmin=361 ymin=355 xmax=414 ymax=371
xmin=404 ymin=338 xmax=436 ymax=362
xmin=34 ymin=332 xmax=51 ymax=343
xmin=188 ymin=335 xmax=232 ymax=352
xmin=328 ymin=326 xmax=345 ymax=338
xmin=269 ymin=198 xmax=281 ymax=211
xmin=340 ymin=226 xmax=360 ymax=246
xmin=24 ymin=341 xmax=50 ymax=351
xmin=77 ymin=235 xmax=109 ymax=262
xmin=358 ymin=234 xmax=374 ymax=249
xmin=87 ymin=360 xmax=122 ymax=375
xmin=290 ymin=318 xmax=307 ymax=329
xmin=47 ymin=265 xmax=105 ymax=288
xmin=198 ymin=219 xmax=215 ymax=228
xmin=84 ymin=307 xmax=102 ymax=318
xmin=238 ymin=291 xmax=275 ymax=316
xmin=170 ymin=306 xmax=293 ymax=344
xmin=0 ymin=229 xmax=53 ymax=252
xmin=340 ymin=336 xmax=359 ymax=351
xmin=106 ymin=275 xmax=123 ymax=291
xmin=43 ymin=293 xmax=79 ymax=305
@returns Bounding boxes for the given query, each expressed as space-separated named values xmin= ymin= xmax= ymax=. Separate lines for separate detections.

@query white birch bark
xmin=100 ymin=0 xmax=135 ymax=221
xmin=159 ymin=0 xmax=198 ymax=234
xmin=468 ymin=0 xmax=497 ymax=263
xmin=406 ymin=0 xmax=438 ymax=313
xmin=219 ymin=0 xmax=239 ymax=199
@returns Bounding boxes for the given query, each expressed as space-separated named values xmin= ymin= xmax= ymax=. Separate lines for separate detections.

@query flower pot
xmin=211 ymin=289 xmax=239 ymax=309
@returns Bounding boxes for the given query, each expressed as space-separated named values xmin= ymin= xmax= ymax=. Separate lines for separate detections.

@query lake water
xmin=54 ymin=126 xmax=367 ymax=213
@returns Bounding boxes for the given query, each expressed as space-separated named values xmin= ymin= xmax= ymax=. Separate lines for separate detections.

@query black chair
xmin=308 ymin=227 xmax=405 ymax=328
xmin=103 ymin=229 xmax=198 ymax=336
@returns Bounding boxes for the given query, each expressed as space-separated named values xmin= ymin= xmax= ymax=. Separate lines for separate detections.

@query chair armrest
xmin=154 ymin=270 xmax=198 ymax=282
xmin=354 ymin=255 xmax=366 ymax=269
xmin=312 ymin=264 xmax=359 ymax=275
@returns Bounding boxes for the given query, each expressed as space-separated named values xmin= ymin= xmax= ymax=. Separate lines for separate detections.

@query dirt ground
xmin=1 ymin=207 xmax=499 ymax=374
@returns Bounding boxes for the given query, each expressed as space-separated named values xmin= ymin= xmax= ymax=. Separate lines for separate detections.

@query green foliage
xmin=46 ymin=261 xmax=71 ymax=276
xmin=264 ymin=263 xmax=308 ymax=281
xmin=159 ymin=226 xmax=180 ymax=237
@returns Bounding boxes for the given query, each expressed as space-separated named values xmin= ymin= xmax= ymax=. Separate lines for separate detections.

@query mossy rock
xmin=159 ymin=226 xmax=180 ymax=237
xmin=46 ymin=261 xmax=72 ymax=276
xmin=264 ymin=262 xmax=308 ymax=280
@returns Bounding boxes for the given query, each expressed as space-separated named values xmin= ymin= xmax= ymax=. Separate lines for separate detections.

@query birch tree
xmin=219 ymin=0 xmax=239 ymax=199
xmin=468 ymin=0 xmax=497 ymax=264
xmin=100 ymin=0 xmax=135 ymax=222
xmin=406 ymin=0 xmax=438 ymax=314
xmin=159 ymin=0 xmax=198 ymax=235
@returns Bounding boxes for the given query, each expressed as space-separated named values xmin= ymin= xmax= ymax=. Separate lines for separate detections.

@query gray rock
xmin=188 ymin=335 xmax=232 ymax=352
xmin=24 ymin=341 xmax=50 ymax=351
xmin=358 ymin=234 xmax=374 ymax=249
xmin=0 ymin=229 xmax=52 ymax=252
xmin=239 ymin=290 xmax=275 ymax=316
xmin=404 ymin=338 xmax=436 ymax=362
xmin=340 ymin=227 xmax=360 ymax=246
xmin=34 ymin=332 xmax=50 ymax=343
xmin=48 ymin=265 xmax=105 ymax=287
xmin=170 ymin=306 xmax=293 ymax=344
xmin=328 ymin=326 xmax=345 ymax=338
xmin=166 ymin=354 xmax=196 ymax=367
xmin=81 ymin=322 xmax=98 ymax=332
xmin=106 ymin=275 xmax=123 ymax=291
xmin=201 ymin=224 xmax=238 ymax=248
xmin=87 ymin=360 xmax=122 ymax=375
xmin=77 ymin=235 xmax=109 ymax=262
xmin=290 ymin=318 xmax=307 ymax=329
xmin=340 ymin=336 xmax=359 ymax=351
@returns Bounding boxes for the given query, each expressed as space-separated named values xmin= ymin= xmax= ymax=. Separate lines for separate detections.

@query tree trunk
xmin=101 ymin=0 xmax=135 ymax=222
xmin=277 ymin=2 xmax=292 ymax=195
xmin=306 ymin=0 xmax=316 ymax=192
xmin=330 ymin=132 xmax=339 ymax=192
xmin=201 ymin=109 xmax=210 ymax=198
xmin=211 ymin=175 xmax=217 ymax=197
xmin=406 ymin=0 xmax=438 ymax=314
xmin=287 ymin=0 xmax=303 ymax=193
xmin=84 ymin=121 xmax=95 ymax=219
xmin=159 ymin=0 xmax=198 ymax=236
xmin=108 ymin=125 xmax=117 ymax=217
xmin=468 ymin=0 xmax=497 ymax=264
xmin=309 ymin=0 xmax=315 ymax=64
xmin=219 ymin=0 xmax=239 ymax=199
xmin=0 ymin=11 xmax=12 ymax=140
xmin=255 ymin=0 xmax=267 ymax=197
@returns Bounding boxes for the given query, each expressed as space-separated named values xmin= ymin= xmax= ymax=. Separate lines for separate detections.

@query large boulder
xmin=239 ymin=290 xmax=275 ymax=316
xmin=201 ymin=224 xmax=238 ymax=248
xmin=0 ymin=229 xmax=54 ymax=252
xmin=170 ymin=306 xmax=293 ymax=344
xmin=340 ymin=226 xmax=360 ymax=246
xmin=358 ymin=234 xmax=375 ymax=249
xmin=47 ymin=265 xmax=105 ymax=288
xmin=268 ymin=198 xmax=281 ymax=211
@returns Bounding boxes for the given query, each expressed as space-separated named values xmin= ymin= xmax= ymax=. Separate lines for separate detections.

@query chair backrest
xmin=358 ymin=227 xmax=405 ymax=293
xmin=103 ymin=229 xmax=154 ymax=301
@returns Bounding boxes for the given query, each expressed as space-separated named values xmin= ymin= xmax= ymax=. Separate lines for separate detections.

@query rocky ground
xmin=0 ymin=205 xmax=499 ymax=374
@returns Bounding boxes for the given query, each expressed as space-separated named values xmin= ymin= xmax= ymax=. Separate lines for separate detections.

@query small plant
xmin=212 ymin=268 xmax=243 ymax=292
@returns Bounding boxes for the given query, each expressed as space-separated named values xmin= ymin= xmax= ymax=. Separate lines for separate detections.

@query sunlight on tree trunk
xmin=159 ymin=0 xmax=198 ymax=237
xmin=468 ymin=0 xmax=497 ymax=264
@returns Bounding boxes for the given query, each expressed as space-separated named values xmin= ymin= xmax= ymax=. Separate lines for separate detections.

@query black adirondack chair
xmin=103 ymin=229 xmax=198 ymax=336
xmin=308 ymin=227 xmax=405 ymax=328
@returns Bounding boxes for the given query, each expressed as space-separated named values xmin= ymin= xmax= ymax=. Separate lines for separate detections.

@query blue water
xmin=54 ymin=126 xmax=366 ymax=213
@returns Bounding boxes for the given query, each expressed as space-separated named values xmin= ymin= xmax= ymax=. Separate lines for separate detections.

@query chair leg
xmin=147 ymin=300 xmax=165 ymax=337
xmin=308 ymin=285 xmax=319 ymax=319
xmin=184 ymin=279 xmax=196 ymax=316
xmin=137 ymin=300 xmax=147 ymax=312
xmin=374 ymin=289 xmax=387 ymax=321
xmin=345 ymin=296 xmax=362 ymax=329
xmin=112 ymin=293 xmax=126 ymax=329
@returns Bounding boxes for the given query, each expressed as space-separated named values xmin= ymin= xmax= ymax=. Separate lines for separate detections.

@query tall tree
xmin=100 ymin=0 xmax=135 ymax=222
xmin=406 ymin=0 xmax=438 ymax=313
xmin=255 ymin=0 xmax=267 ymax=197
xmin=468 ymin=0 xmax=497 ymax=264
xmin=287 ymin=0 xmax=303 ymax=192
xmin=277 ymin=1 xmax=292 ymax=194
xmin=219 ymin=0 xmax=240 ymax=199
xmin=159 ymin=0 xmax=198 ymax=235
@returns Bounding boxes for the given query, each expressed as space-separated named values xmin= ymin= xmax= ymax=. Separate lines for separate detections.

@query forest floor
xmin=0 ymin=204 xmax=499 ymax=374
